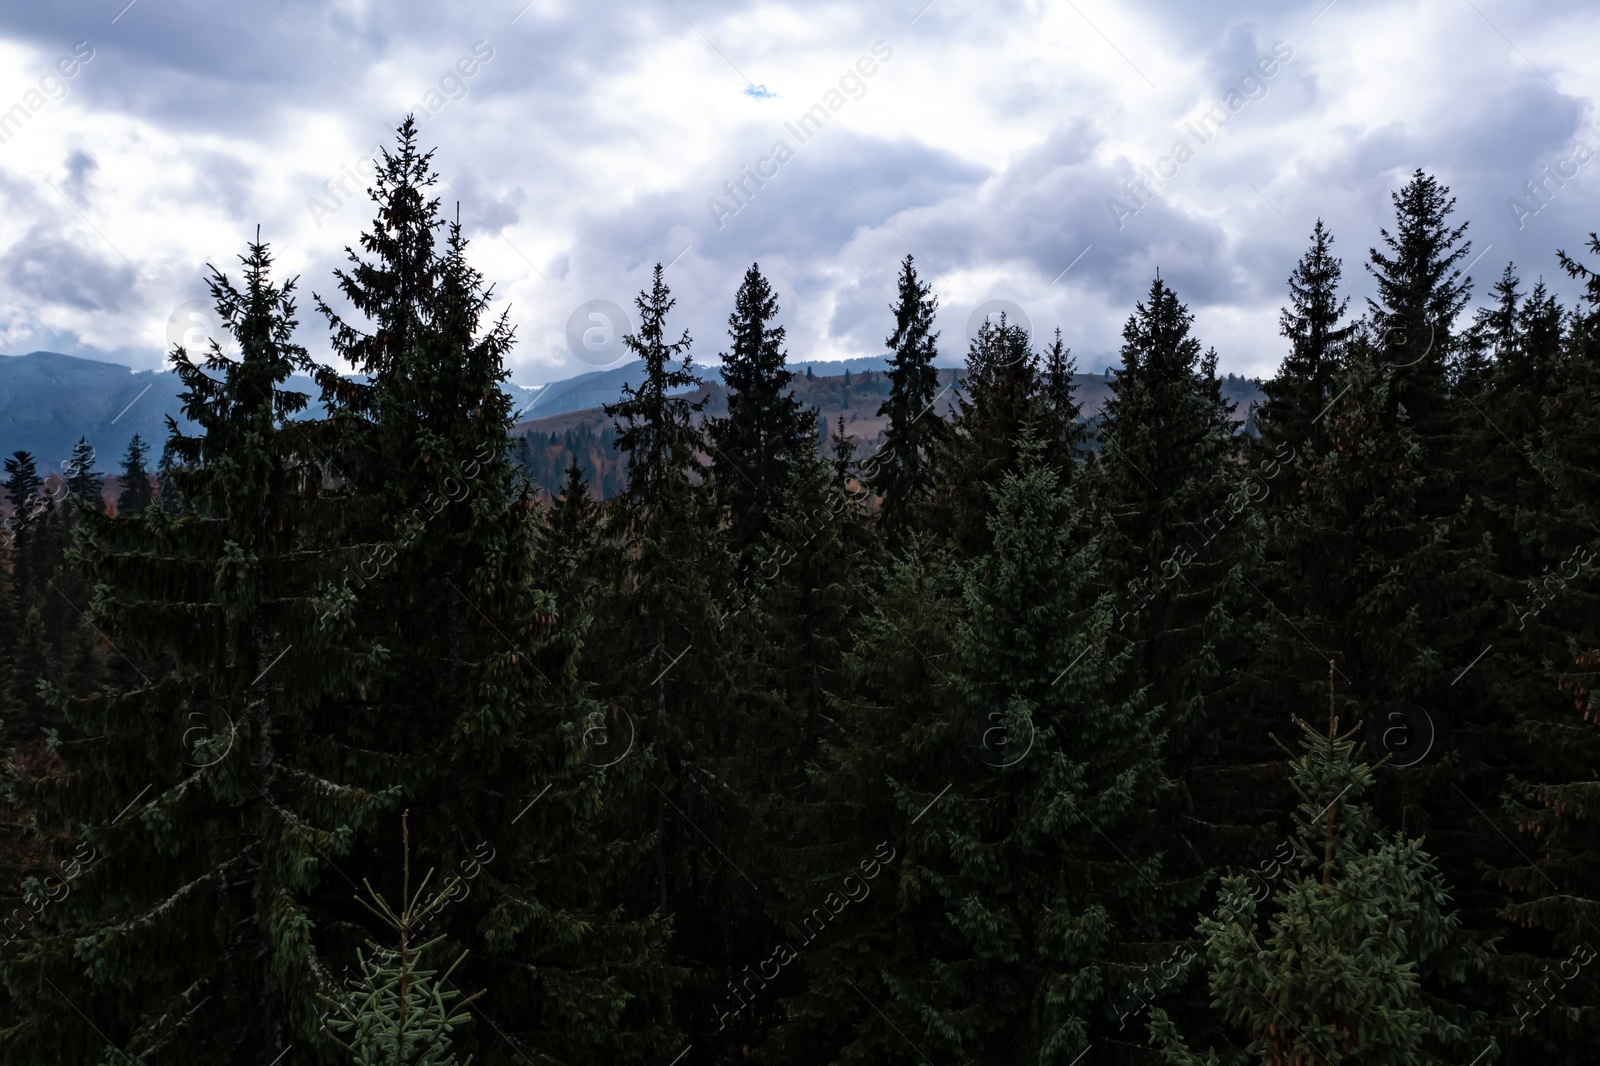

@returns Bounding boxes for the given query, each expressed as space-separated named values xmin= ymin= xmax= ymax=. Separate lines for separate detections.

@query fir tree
xmin=1366 ymin=169 xmax=1473 ymax=451
xmin=1482 ymin=230 xmax=1600 ymax=1058
xmin=1245 ymin=179 xmax=1499 ymax=1011
xmin=870 ymin=255 xmax=945 ymax=536
xmin=1257 ymin=219 xmax=1354 ymax=465
xmin=1040 ymin=326 xmax=1087 ymax=470
xmin=2 ymin=454 xmax=44 ymax=600
xmin=318 ymin=812 xmax=482 ymax=1066
xmin=1241 ymin=224 xmax=1359 ymax=897
xmin=606 ymin=264 xmax=705 ymax=520
xmin=0 ymin=444 xmax=81 ymax=736
xmin=1151 ymin=679 xmax=1480 ymax=1065
xmin=707 ymin=263 xmax=813 ymax=551
xmin=931 ymin=313 xmax=1043 ymax=557
xmin=63 ymin=438 xmax=101 ymax=509
xmin=773 ymin=433 xmax=1191 ymax=1063
xmin=0 ymin=237 xmax=386 ymax=1063
xmin=312 ymin=120 xmax=678 ymax=1064
xmin=1090 ymin=277 xmax=1251 ymax=883
xmin=601 ymin=264 xmax=741 ymax=1043
xmin=710 ymin=446 xmax=872 ymax=1056
xmin=115 ymin=433 xmax=153 ymax=518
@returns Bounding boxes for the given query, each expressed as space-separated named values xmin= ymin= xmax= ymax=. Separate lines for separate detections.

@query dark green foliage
xmin=63 ymin=438 xmax=101 ymax=509
xmin=0 ymin=237 xmax=380 ymax=1064
xmin=1366 ymin=169 xmax=1474 ymax=450
xmin=116 ymin=434 xmax=153 ymax=518
xmin=1041 ymin=327 xmax=1088 ymax=469
xmin=1089 ymin=277 xmax=1251 ymax=892
xmin=932 ymin=313 xmax=1046 ymax=556
xmin=870 ymin=255 xmax=945 ymax=535
xmin=1151 ymin=702 xmax=1480 ymax=1065
xmin=309 ymin=120 xmax=677 ymax=1065
xmin=771 ymin=434 xmax=1194 ymax=1064
xmin=708 ymin=263 xmax=814 ymax=551
xmin=1257 ymin=219 xmax=1354 ymax=467
xmin=5 ymin=155 xmax=1600 ymax=1066
xmin=319 ymin=813 xmax=482 ymax=1066
xmin=1 ymin=445 xmax=104 ymax=737
xmin=1481 ymin=231 xmax=1600 ymax=1058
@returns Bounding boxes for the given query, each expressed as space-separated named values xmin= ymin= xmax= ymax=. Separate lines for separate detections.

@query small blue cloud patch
xmin=744 ymin=83 xmax=776 ymax=99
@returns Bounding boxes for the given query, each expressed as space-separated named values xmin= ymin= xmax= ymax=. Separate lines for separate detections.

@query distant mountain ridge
xmin=0 ymin=350 xmax=1263 ymax=472
xmin=512 ymin=363 xmax=1267 ymax=499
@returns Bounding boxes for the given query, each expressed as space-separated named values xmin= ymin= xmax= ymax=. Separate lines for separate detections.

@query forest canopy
xmin=0 ymin=120 xmax=1597 ymax=1065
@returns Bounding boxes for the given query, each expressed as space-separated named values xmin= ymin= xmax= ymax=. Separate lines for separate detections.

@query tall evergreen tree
xmin=3 ymin=454 xmax=43 ymax=553
xmin=2 ymin=453 xmax=45 ymax=610
xmin=1095 ymin=279 xmax=1238 ymax=538
xmin=772 ymin=433 xmax=1192 ymax=1063
xmin=311 ymin=120 xmax=677 ymax=1064
xmin=2 ymin=447 xmax=104 ymax=737
xmin=1151 ymin=688 xmax=1480 ymax=1064
xmin=870 ymin=255 xmax=945 ymax=536
xmin=1257 ymin=219 xmax=1354 ymax=465
xmin=707 ymin=263 xmax=813 ymax=551
xmin=0 ymin=238 xmax=384 ymax=1064
xmin=601 ymin=263 xmax=744 ymax=1043
xmin=709 ymin=446 xmax=872 ymax=1058
xmin=116 ymin=433 xmax=153 ymax=517
xmin=606 ymin=265 xmax=705 ymax=522
xmin=1040 ymin=326 xmax=1087 ymax=470
xmin=1482 ymin=230 xmax=1600 ymax=1059
xmin=63 ymin=438 xmax=101 ymax=509
xmin=931 ymin=313 xmax=1044 ymax=557
xmin=1366 ymin=169 xmax=1473 ymax=451
xmin=1090 ymin=277 xmax=1251 ymax=885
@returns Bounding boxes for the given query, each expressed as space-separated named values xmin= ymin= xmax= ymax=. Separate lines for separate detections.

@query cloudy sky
xmin=0 ymin=0 xmax=1597 ymax=385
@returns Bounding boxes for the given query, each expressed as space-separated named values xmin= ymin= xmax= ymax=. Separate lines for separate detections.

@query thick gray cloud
xmin=0 ymin=221 xmax=139 ymax=311
xmin=0 ymin=0 xmax=1596 ymax=382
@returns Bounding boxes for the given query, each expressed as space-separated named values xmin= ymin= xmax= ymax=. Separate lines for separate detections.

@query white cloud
xmin=0 ymin=0 xmax=1595 ymax=384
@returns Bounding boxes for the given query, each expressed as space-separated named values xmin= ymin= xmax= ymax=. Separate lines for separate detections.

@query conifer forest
xmin=4 ymin=119 xmax=1600 ymax=1066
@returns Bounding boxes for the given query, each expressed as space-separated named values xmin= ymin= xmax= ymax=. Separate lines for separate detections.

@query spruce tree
xmin=319 ymin=813 xmax=481 ymax=1066
xmin=771 ymin=433 xmax=1191 ymax=1063
xmin=2 ymin=453 xmax=47 ymax=714
xmin=1090 ymin=277 xmax=1252 ymax=882
xmin=1247 ymin=177 xmax=1500 ymax=999
xmin=1366 ymin=169 xmax=1473 ymax=453
xmin=311 ymin=120 xmax=677 ymax=1064
xmin=600 ymin=263 xmax=745 ymax=1044
xmin=931 ymin=313 xmax=1043 ymax=557
xmin=605 ymin=264 xmax=705 ymax=521
xmin=1483 ymin=230 xmax=1600 ymax=1058
xmin=115 ymin=433 xmax=153 ymax=517
xmin=1257 ymin=219 xmax=1354 ymax=466
xmin=1040 ymin=326 xmax=1087 ymax=471
xmin=63 ymin=438 xmax=102 ymax=509
xmin=707 ymin=263 xmax=813 ymax=552
xmin=2 ymin=454 xmax=43 ymax=561
xmin=870 ymin=255 xmax=945 ymax=536
xmin=1240 ymin=225 xmax=1358 ymax=903
xmin=1150 ymin=684 xmax=1479 ymax=1065
xmin=2 ymin=453 xmax=54 ymax=733
xmin=710 ymin=446 xmax=872 ymax=1058
xmin=0 ymin=238 xmax=385 ymax=1063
